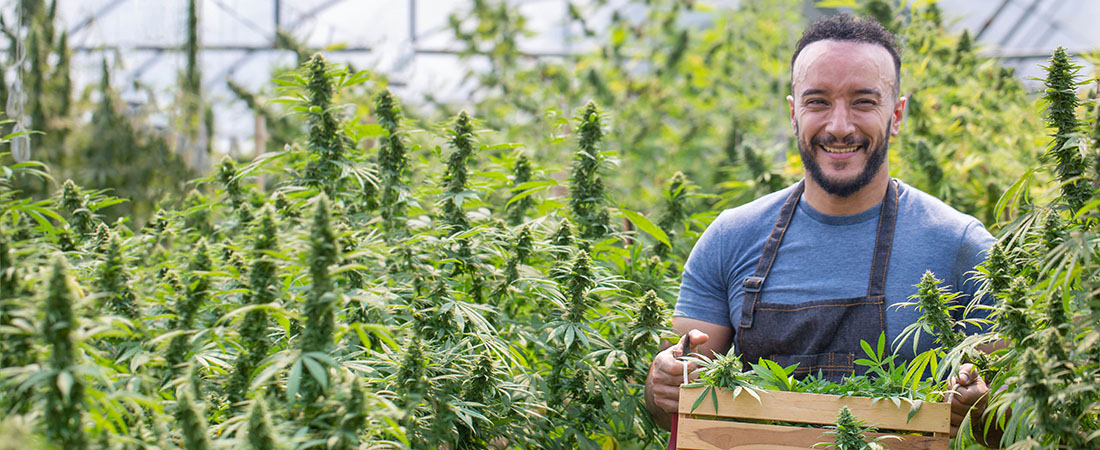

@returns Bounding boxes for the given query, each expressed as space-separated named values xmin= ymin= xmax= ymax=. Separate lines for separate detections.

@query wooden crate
xmin=676 ymin=386 xmax=950 ymax=450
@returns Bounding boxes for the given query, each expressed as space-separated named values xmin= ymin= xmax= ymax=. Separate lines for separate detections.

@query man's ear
xmin=890 ymin=95 xmax=907 ymax=136
xmin=787 ymin=95 xmax=796 ymax=129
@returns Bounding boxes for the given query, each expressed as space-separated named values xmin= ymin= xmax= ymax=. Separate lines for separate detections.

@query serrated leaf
xmin=618 ymin=208 xmax=670 ymax=247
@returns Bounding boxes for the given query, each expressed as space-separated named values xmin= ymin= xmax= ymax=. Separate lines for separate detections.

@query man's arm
xmin=644 ymin=317 xmax=733 ymax=430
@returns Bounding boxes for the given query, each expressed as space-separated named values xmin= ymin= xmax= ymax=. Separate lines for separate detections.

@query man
xmin=644 ymin=13 xmax=999 ymax=445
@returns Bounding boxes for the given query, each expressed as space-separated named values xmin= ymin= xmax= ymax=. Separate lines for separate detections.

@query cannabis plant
xmin=297 ymin=195 xmax=339 ymax=409
xmin=226 ymin=206 xmax=280 ymax=405
xmin=1041 ymin=47 xmax=1091 ymax=214
xmin=175 ymin=388 xmax=211 ymax=450
xmin=166 ymin=238 xmax=211 ymax=375
xmin=815 ymin=407 xmax=896 ymax=450
xmin=41 ymin=256 xmax=86 ymax=449
xmin=96 ymin=232 xmax=139 ymax=319
xmin=570 ymin=101 xmax=611 ymax=241
xmin=243 ymin=395 xmax=279 ymax=450
xmin=375 ymin=88 xmax=411 ymax=238
xmin=505 ymin=154 xmax=534 ymax=225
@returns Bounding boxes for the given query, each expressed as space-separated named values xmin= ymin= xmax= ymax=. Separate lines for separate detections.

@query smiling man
xmin=645 ymin=13 xmax=1000 ymax=444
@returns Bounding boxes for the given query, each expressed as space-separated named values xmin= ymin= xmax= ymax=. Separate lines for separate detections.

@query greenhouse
xmin=1 ymin=0 xmax=1098 ymax=448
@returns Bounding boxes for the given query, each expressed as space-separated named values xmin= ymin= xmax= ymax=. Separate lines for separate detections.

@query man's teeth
xmin=822 ymin=145 xmax=858 ymax=154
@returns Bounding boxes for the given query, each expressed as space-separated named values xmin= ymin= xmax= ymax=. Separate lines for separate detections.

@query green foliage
xmin=442 ymin=111 xmax=476 ymax=233
xmin=948 ymin=47 xmax=1100 ymax=448
xmin=176 ymin=388 xmax=212 ymax=450
xmin=1041 ymin=47 xmax=1091 ymax=214
xmin=226 ymin=206 xmax=280 ymax=405
xmin=298 ymin=195 xmax=339 ymax=409
xmin=96 ymin=231 xmax=139 ymax=319
xmin=302 ymin=54 xmax=350 ymax=197
xmin=570 ymin=101 xmax=611 ymax=241
xmin=691 ymin=333 xmax=942 ymax=406
xmin=41 ymin=256 xmax=86 ymax=450
xmin=815 ymin=406 xmax=897 ymax=450
xmin=3 ymin=1 xmax=1097 ymax=448
xmin=505 ymin=154 xmax=534 ymax=225
xmin=244 ymin=395 xmax=279 ymax=450
xmin=166 ymin=238 xmax=212 ymax=372
xmin=375 ymin=88 xmax=411 ymax=237
xmin=893 ymin=2 xmax=1046 ymax=227
xmin=911 ymin=271 xmax=964 ymax=351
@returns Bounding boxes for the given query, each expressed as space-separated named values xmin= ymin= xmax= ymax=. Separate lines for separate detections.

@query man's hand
xmin=645 ymin=329 xmax=709 ymax=430
xmin=948 ymin=363 xmax=1003 ymax=447
xmin=946 ymin=360 xmax=998 ymax=442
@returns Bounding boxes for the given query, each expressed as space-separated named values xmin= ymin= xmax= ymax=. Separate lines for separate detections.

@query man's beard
xmin=796 ymin=120 xmax=891 ymax=198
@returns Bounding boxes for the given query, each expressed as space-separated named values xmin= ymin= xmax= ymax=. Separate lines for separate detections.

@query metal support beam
xmin=68 ymin=0 xmax=131 ymax=35
xmin=72 ymin=44 xmax=574 ymax=59
xmin=997 ymin=0 xmax=1044 ymax=48
xmin=975 ymin=0 xmax=1012 ymax=40
xmin=410 ymin=0 xmax=417 ymax=44
xmin=982 ymin=48 xmax=1088 ymax=59
xmin=72 ymin=44 xmax=374 ymax=53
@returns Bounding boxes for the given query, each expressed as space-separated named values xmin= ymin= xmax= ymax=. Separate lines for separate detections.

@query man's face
xmin=788 ymin=40 xmax=906 ymax=198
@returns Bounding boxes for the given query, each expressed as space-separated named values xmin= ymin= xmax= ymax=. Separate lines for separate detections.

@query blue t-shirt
xmin=674 ymin=179 xmax=995 ymax=362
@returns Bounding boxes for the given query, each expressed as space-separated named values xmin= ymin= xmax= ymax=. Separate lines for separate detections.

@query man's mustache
xmin=810 ymin=134 xmax=871 ymax=147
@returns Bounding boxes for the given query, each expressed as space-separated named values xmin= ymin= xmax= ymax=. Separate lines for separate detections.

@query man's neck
xmin=802 ymin=172 xmax=891 ymax=216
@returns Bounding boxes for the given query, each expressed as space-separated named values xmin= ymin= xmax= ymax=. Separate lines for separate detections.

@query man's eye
xmin=856 ymin=99 xmax=877 ymax=106
xmin=805 ymin=99 xmax=826 ymax=105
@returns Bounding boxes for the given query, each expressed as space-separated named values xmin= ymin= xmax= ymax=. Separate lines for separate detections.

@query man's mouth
xmin=820 ymin=144 xmax=862 ymax=154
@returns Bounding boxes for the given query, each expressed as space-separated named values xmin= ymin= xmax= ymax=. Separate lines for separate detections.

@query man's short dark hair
xmin=791 ymin=13 xmax=901 ymax=94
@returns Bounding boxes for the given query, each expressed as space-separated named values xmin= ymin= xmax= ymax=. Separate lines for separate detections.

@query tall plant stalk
xmin=226 ymin=206 xmax=279 ymax=405
xmin=1041 ymin=47 xmax=1090 ymax=214
xmin=570 ymin=101 xmax=611 ymax=241
xmin=42 ymin=256 xmax=86 ymax=450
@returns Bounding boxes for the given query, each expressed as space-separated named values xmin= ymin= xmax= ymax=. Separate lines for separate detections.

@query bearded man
xmin=644 ymin=12 xmax=1002 ymax=447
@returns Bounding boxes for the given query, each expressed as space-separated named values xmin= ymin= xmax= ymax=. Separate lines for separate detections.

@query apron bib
xmin=736 ymin=179 xmax=898 ymax=381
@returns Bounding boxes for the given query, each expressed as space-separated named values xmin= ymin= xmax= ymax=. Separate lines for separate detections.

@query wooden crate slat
xmin=676 ymin=417 xmax=949 ymax=450
xmin=679 ymin=387 xmax=950 ymax=434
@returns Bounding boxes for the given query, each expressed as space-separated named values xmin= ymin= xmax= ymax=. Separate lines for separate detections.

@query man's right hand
xmin=645 ymin=329 xmax=710 ymax=430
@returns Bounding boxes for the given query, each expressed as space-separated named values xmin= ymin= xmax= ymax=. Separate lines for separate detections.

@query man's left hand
xmin=947 ymin=363 xmax=988 ymax=438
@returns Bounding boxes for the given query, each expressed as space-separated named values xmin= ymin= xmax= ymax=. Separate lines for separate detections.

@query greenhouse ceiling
xmin=6 ymin=0 xmax=1099 ymax=156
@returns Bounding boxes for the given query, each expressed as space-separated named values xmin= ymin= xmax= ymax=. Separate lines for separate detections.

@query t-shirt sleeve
xmin=952 ymin=219 xmax=996 ymax=333
xmin=674 ymin=213 xmax=733 ymax=327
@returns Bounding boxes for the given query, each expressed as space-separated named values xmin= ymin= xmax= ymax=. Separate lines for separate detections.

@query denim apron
xmin=736 ymin=179 xmax=897 ymax=381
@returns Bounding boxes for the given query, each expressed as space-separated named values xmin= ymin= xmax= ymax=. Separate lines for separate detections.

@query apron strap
xmin=867 ymin=179 xmax=898 ymax=297
xmin=739 ymin=180 xmax=805 ymax=329
xmin=739 ymin=179 xmax=899 ymax=328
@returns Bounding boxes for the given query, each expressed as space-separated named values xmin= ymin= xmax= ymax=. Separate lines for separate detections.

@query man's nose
xmin=825 ymin=106 xmax=856 ymax=139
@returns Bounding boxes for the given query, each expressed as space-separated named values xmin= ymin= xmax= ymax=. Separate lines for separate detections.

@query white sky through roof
xmin=10 ymin=0 xmax=1098 ymax=157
